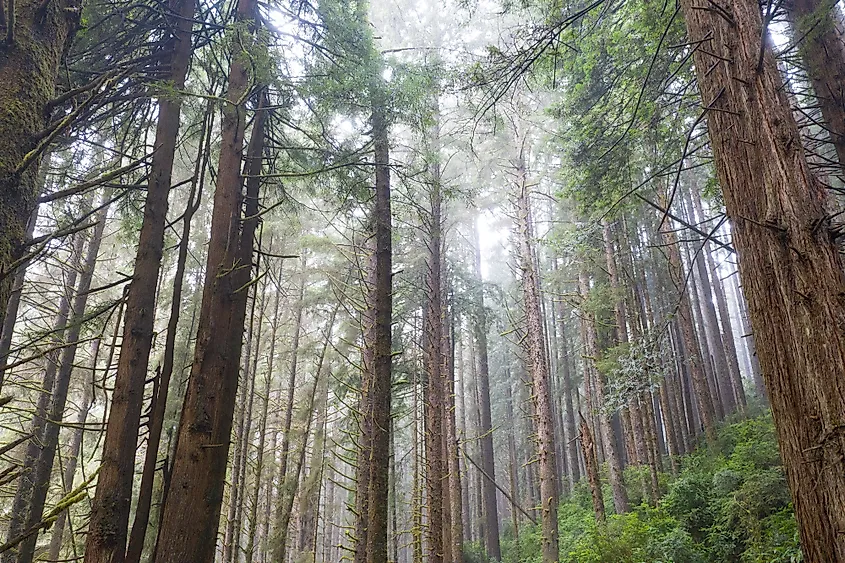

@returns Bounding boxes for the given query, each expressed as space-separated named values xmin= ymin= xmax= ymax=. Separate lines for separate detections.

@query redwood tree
xmin=84 ymin=0 xmax=196 ymax=559
xmin=152 ymin=12 xmax=266 ymax=557
xmin=679 ymin=0 xmax=845 ymax=558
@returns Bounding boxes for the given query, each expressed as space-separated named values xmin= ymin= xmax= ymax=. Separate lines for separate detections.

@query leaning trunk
xmin=152 ymin=26 xmax=265 ymax=560
xmin=679 ymin=0 xmax=845 ymax=557
xmin=85 ymin=1 xmax=196 ymax=560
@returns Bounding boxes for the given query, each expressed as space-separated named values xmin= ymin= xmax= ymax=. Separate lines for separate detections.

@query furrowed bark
xmin=678 ymin=0 xmax=845 ymax=556
xmin=152 ymin=24 xmax=266 ymax=558
xmin=85 ymin=0 xmax=196 ymax=560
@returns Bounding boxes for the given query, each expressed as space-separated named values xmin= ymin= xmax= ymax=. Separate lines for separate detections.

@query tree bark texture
xmin=84 ymin=1 xmax=195 ymax=560
xmin=0 ymin=0 xmax=80 ymax=328
xmin=679 ymin=0 xmax=845 ymax=557
xmin=152 ymin=26 xmax=265 ymax=559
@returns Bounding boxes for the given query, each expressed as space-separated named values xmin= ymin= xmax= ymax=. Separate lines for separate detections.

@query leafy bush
xmin=500 ymin=414 xmax=801 ymax=563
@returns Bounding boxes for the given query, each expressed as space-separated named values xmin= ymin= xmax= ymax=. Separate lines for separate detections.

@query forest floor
xmin=486 ymin=409 xmax=801 ymax=563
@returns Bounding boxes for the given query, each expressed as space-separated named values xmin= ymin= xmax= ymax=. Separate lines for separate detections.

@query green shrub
xmin=498 ymin=414 xmax=801 ymax=563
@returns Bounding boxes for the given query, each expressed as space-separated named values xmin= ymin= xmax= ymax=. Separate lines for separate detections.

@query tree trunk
xmin=353 ymin=93 xmax=392 ymax=563
xmin=16 ymin=199 xmax=108 ymax=563
xmin=444 ymin=308 xmax=463 ymax=562
xmin=504 ymin=377 xmax=521 ymax=546
xmin=785 ymin=0 xmax=845 ymax=174
xmin=679 ymin=0 xmax=845 ymax=556
xmin=125 ymin=101 xmax=212 ymax=563
xmin=269 ymin=257 xmax=305 ymax=562
xmin=514 ymin=157 xmax=559 ymax=563
xmin=0 ymin=204 xmax=38 ymax=394
xmin=555 ymin=291 xmax=580 ymax=490
xmin=685 ymin=259 xmax=725 ymax=421
xmin=228 ymin=294 xmax=260 ymax=563
xmin=2 ymin=229 xmax=84 ymax=563
xmin=659 ymin=217 xmax=717 ymax=443
xmin=579 ymin=416 xmax=605 ymax=523
xmin=0 ymin=0 xmax=79 ymax=327
xmin=244 ymin=287 xmax=274 ymax=563
xmin=471 ymin=218 xmax=501 ymax=561
xmin=84 ymin=1 xmax=195 ymax=559
xmin=687 ymin=225 xmax=737 ymax=417
xmin=692 ymin=192 xmax=747 ymax=413
xmin=421 ymin=160 xmax=446 ymax=563
xmin=578 ymin=268 xmax=629 ymax=514
xmin=152 ymin=22 xmax=266 ymax=556
xmin=48 ymin=338 xmax=99 ymax=561
xmin=731 ymin=274 xmax=765 ymax=401
xmin=411 ymin=341 xmax=424 ymax=563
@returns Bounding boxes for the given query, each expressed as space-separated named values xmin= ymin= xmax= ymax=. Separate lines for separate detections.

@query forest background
xmin=0 ymin=0 xmax=842 ymax=561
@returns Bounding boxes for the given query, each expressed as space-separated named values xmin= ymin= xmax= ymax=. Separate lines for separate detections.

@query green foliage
xmin=501 ymin=415 xmax=801 ymax=563
xmin=463 ymin=541 xmax=492 ymax=563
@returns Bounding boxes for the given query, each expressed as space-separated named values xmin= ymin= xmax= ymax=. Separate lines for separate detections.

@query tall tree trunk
xmin=786 ymin=0 xmax=845 ymax=174
xmin=679 ymin=0 xmax=845 ymax=556
xmin=471 ymin=218 xmax=501 ymax=561
xmin=578 ymin=268 xmax=629 ymax=514
xmin=730 ymin=273 xmax=765 ymax=401
xmin=691 ymin=193 xmax=747 ymax=413
xmin=685 ymin=260 xmax=725 ymax=421
xmin=456 ymin=330 xmax=472 ymax=546
xmin=2 ymin=230 xmax=84 ymax=563
xmin=152 ymin=20 xmax=266 ymax=555
xmin=16 ymin=199 xmax=108 ymax=563
xmin=85 ymin=1 xmax=196 ymax=560
xmin=353 ymin=94 xmax=392 ymax=563
xmin=421 ymin=157 xmax=446 ymax=563
xmin=0 ymin=0 xmax=79 ymax=327
xmin=126 ymin=101 xmax=212 ymax=563
xmin=554 ymin=286 xmax=580 ymax=490
xmin=297 ymin=339 xmax=332 ymax=561
xmin=444 ymin=307 xmax=462 ymax=562
xmin=389 ymin=419 xmax=399 ymax=563
xmin=683 ymin=194 xmax=736 ymax=416
xmin=269 ymin=257 xmax=305 ymax=562
xmin=504 ymin=376 xmax=521 ymax=546
xmin=228 ymin=295 xmax=260 ymax=563
xmin=659 ymin=217 xmax=717 ymax=443
xmin=244 ymin=284 xmax=274 ymax=563
xmin=256 ymin=259 xmax=283 ymax=563
xmin=411 ymin=343 xmax=424 ymax=563
xmin=514 ymin=156 xmax=559 ymax=563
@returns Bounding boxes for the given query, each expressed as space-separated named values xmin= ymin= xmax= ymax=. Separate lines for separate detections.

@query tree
xmin=472 ymin=218 xmax=502 ymax=561
xmin=353 ymin=88 xmax=393 ymax=563
xmin=152 ymin=5 xmax=267 ymax=554
xmin=84 ymin=0 xmax=196 ymax=558
xmin=0 ymin=0 xmax=81 ymax=326
xmin=679 ymin=0 xmax=845 ymax=558
xmin=513 ymin=146 xmax=559 ymax=563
